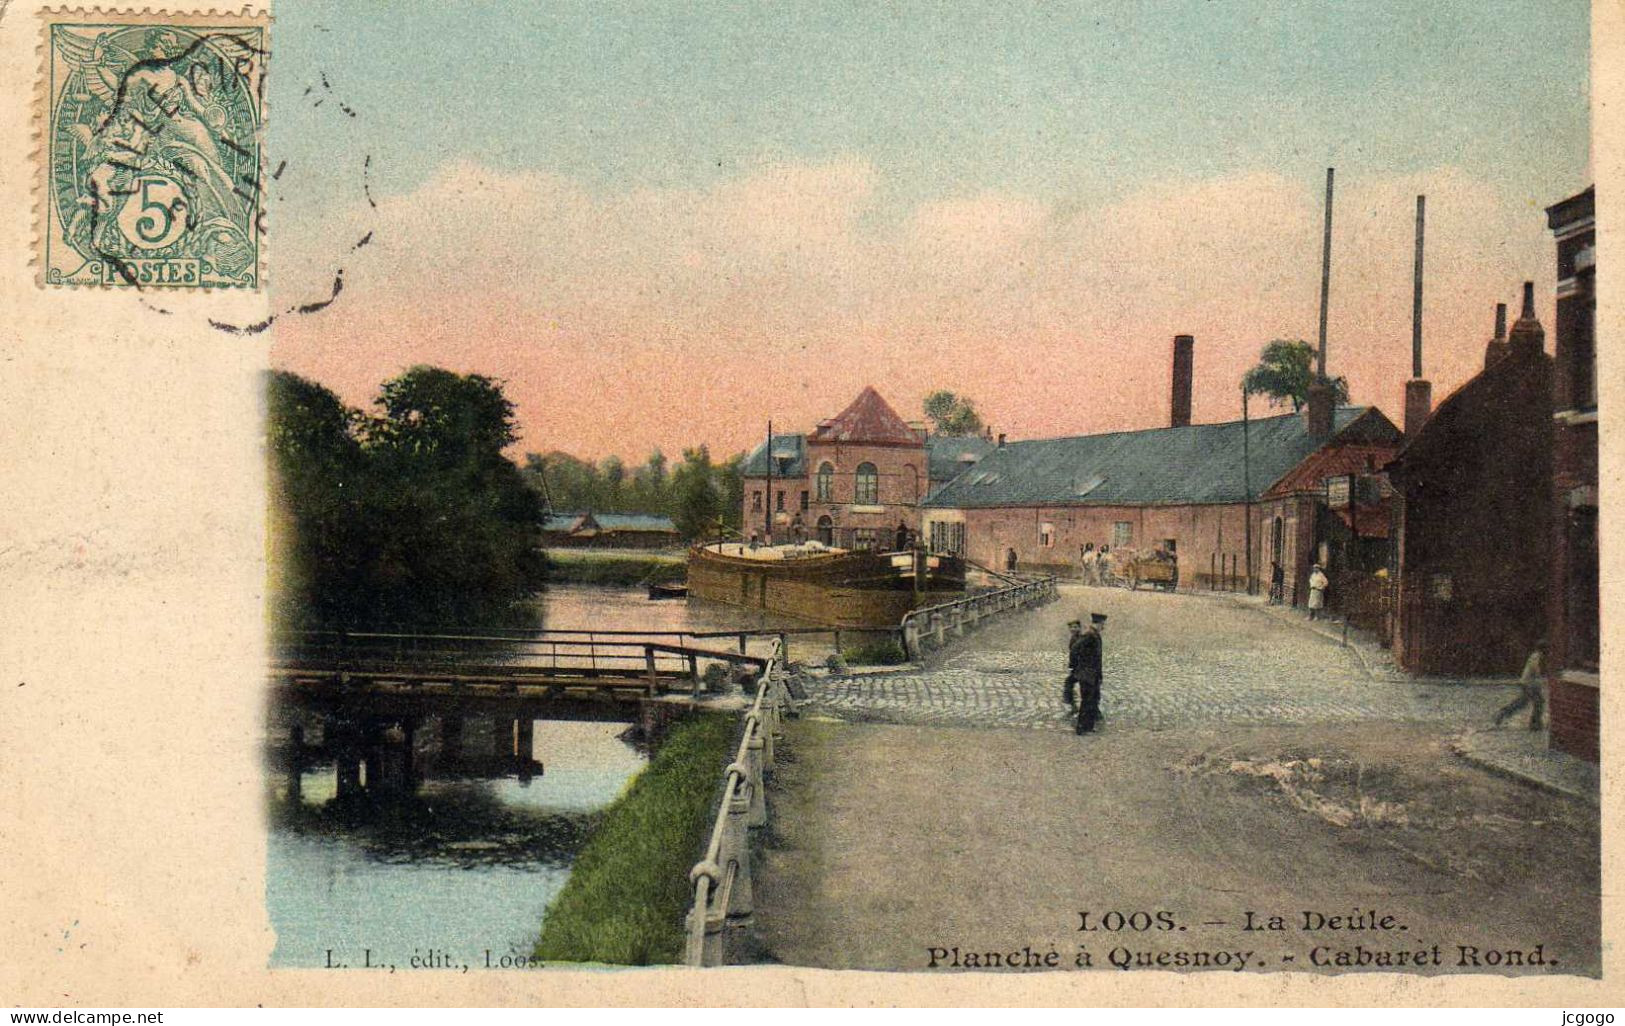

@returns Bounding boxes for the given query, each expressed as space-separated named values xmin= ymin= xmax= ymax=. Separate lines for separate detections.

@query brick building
xmin=1386 ymin=285 xmax=1553 ymax=676
xmin=1545 ymin=186 xmax=1598 ymax=762
xmin=739 ymin=387 xmax=991 ymax=549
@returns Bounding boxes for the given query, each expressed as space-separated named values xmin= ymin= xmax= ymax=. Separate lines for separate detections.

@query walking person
xmin=1307 ymin=564 xmax=1329 ymax=620
xmin=1494 ymin=640 xmax=1546 ymax=731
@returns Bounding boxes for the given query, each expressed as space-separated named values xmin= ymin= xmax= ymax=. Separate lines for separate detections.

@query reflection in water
xmin=267 ymin=585 xmax=787 ymax=969
xmin=266 ymin=720 xmax=645 ymax=967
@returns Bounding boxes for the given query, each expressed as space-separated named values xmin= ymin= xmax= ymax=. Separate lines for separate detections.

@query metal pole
xmin=764 ymin=420 xmax=773 ymax=546
xmin=1412 ymin=195 xmax=1425 ymax=379
xmin=1317 ymin=167 xmax=1334 ymax=379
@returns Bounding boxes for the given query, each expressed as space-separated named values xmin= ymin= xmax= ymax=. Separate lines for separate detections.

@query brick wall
xmin=1548 ymin=676 xmax=1599 ymax=763
xmin=952 ymin=502 xmax=1254 ymax=585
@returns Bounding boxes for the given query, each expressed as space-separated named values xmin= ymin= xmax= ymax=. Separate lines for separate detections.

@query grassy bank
xmin=543 ymin=548 xmax=686 ymax=586
xmin=534 ymin=712 xmax=739 ymax=965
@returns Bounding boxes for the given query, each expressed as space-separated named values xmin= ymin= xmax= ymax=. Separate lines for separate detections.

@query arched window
xmin=816 ymin=462 xmax=834 ymax=502
xmin=855 ymin=462 xmax=879 ymax=505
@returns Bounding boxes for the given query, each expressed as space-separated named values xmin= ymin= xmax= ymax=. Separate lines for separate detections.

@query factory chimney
xmin=1484 ymin=302 xmax=1509 ymax=368
xmin=1507 ymin=281 xmax=1545 ymax=357
xmin=1170 ymin=335 xmax=1194 ymax=427
xmin=1404 ymin=195 xmax=1433 ymax=439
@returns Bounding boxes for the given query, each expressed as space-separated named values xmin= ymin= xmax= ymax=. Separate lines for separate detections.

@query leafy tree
xmin=717 ymin=452 xmax=745 ymax=535
xmin=923 ymin=390 xmax=984 ymax=436
xmin=1241 ymin=340 xmax=1349 ymax=411
xmin=266 ymin=371 xmax=370 ymax=629
xmin=266 ymin=366 xmax=546 ymax=631
xmin=671 ymin=446 xmax=723 ymax=541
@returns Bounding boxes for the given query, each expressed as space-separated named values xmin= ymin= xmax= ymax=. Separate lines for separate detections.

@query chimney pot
xmin=1507 ymin=281 xmax=1545 ymax=356
xmin=1404 ymin=379 xmax=1432 ymax=439
xmin=1170 ymin=334 xmax=1195 ymax=428
xmin=1305 ymin=380 xmax=1334 ymax=440
xmin=1485 ymin=301 xmax=1510 ymax=368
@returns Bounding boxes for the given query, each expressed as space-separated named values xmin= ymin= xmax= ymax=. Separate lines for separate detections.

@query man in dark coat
xmin=1074 ymin=613 xmax=1106 ymax=734
xmin=1063 ymin=619 xmax=1085 ymax=708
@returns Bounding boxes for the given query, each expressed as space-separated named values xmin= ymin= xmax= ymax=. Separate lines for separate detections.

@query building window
xmin=1039 ymin=521 xmax=1054 ymax=548
xmin=853 ymin=528 xmax=878 ymax=551
xmin=929 ymin=521 xmax=965 ymax=555
xmin=751 ymin=491 xmax=762 ymax=512
xmin=1112 ymin=521 xmax=1133 ymax=548
xmin=855 ymin=463 xmax=879 ymax=505
xmin=776 ymin=491 xmax=785 ymax=511
xmin=816 ymin=462 xmax=834 ymax=502
xmin=800 ymin=490 xmax=809 ymax=511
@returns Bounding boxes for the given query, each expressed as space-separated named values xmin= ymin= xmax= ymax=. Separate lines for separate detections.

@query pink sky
xmin=271 ymin=159 xmax=1560 ymax=460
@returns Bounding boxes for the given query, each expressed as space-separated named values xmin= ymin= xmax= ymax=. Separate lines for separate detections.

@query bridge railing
xmin=683 ymin=635 xmax=793 ymax=966
xmin=897 ymin=574 xmax=1059 ymax=661
xmin=272 ymin=629 xmax=785 ymax=693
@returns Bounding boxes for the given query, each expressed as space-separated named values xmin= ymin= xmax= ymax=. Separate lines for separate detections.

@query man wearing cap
xmin=1074 ymin=613 xmax=1107 ymax=734
xmin=1063 ymin=619 xmax=1085 ymax=709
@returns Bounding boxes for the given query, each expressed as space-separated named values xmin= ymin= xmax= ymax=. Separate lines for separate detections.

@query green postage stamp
xmin=38 ymin=10 xmax=267 ymax=289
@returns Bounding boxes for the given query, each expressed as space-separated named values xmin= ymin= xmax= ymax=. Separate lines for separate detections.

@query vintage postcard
xmin=1 ymin=0 xmax=1621 ymax=1009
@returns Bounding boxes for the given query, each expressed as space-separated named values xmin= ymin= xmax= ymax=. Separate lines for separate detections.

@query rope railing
xmin=897 ymin=573 xmax=1060 ymax=661
xmin=683 ymin=635 xmax=793 ymax=967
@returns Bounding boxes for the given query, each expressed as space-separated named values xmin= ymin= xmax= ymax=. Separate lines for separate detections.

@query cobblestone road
xmin=804 ymin=584 xmax=1511 ymax=729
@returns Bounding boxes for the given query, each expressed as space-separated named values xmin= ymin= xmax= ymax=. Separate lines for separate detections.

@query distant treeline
xmin=520 ymin=448 xmax=745 ymax=541
xmin=267 ymin=366 xmax=547 ymax=630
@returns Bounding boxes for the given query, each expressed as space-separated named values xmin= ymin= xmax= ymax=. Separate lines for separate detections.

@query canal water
xmin=265 ymin=584 xmax=803 ymax=969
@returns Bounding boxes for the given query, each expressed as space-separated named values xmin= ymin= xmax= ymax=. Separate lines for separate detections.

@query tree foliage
xmin=923 ymin=390 xmax=984 ymax=436
xmin=267 ymin=367 xmax=546 ymax=631
xmin=520 ymin=445 xmax=744 ymax=540
xmin=1241 ymin=339 xmax=1350 ymax=411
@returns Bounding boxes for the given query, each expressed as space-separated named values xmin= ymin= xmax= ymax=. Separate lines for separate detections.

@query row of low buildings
xmin=740 ymin=186 xmax=1599 ymax=763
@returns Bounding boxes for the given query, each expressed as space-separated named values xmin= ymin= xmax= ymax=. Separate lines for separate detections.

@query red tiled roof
xmin=1338 ymin=505 xmax=1391 ymax=539
xmin=1262 ymin=443 xmax=1396 ymax=499
xmin=809 ymin=386 xmax=922 ymax=446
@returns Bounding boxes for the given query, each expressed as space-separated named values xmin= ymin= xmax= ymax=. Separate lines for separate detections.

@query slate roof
xmin=926 ymin=434 xmax=995 ymax=482
xmin=741 ymin=433 xmax=807 ymax=478
xmin=924 ymin=408 xmax=1375 ymax=509
xmin=808 ymin=387 xmax=922 ymax=446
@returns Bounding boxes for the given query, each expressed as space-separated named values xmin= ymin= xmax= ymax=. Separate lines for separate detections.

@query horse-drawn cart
xmin=1124 ymin=553 xmax=1179 ymax=591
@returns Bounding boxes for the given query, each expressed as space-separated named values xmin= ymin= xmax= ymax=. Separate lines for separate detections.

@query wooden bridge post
xmin=688 ymin=653 xmax=700 ymax=696
xmin=645 ymin=646 xmax=659 ymax=696
xmin=286 ymin=725 xmax=304 ymax=801
xmin=401 ymin=717 xmax=418 ymax=788
xmin=442 ymin=715 xmax=463 ymax=766
xmin=514 ymin=716 xmax=534 ymax=762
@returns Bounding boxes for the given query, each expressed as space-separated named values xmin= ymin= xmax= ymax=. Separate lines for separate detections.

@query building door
xmin=816 ymin=515 xmax=833 ymax=547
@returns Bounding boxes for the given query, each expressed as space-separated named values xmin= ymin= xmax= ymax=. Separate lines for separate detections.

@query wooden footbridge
xmin=267 ymin=627 xmax=845 ymax=738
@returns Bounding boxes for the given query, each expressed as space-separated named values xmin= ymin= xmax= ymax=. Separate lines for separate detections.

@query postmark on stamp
xmin=38 ymin=10 xmax=268 ymax=289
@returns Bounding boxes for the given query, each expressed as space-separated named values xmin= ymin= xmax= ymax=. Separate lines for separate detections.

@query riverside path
xmin=749 ymin=584 xmax=1600 ymax=975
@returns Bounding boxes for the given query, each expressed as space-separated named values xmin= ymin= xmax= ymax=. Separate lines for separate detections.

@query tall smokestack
xmin=1404 ymin=195 xmax=1432 ymax=439
xmin=1170 ymin=334 xmax=1194 ymax=428
xmin=1412 ymin=195 xmax=1425 ymax=379
xmin=1484 ymin=302 xmax=1509 ymax=368
xmin=1317 ymin=167 xmax=1335 ymax=379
